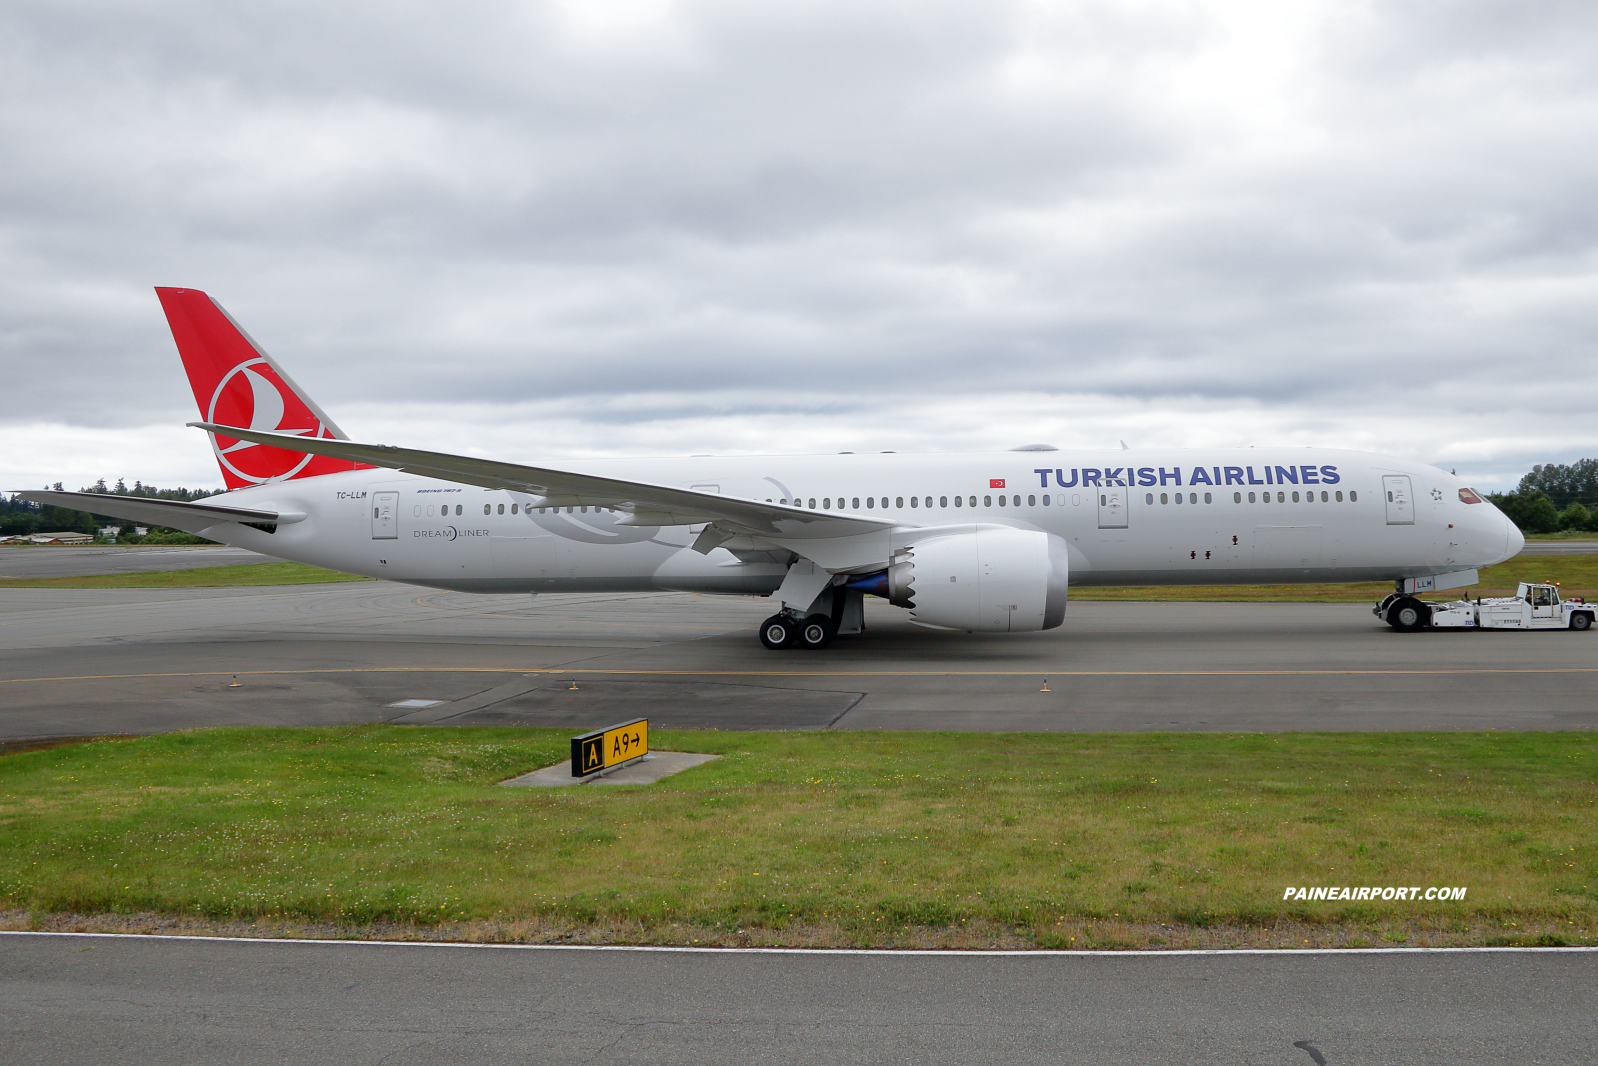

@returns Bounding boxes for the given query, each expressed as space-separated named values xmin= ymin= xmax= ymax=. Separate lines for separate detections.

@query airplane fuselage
xmin=201 ymin=447 xmax=1521 ymax=596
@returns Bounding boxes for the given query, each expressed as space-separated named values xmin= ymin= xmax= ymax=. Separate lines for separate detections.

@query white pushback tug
xmin=1377 ymin=581 xmax=1595 ymax=633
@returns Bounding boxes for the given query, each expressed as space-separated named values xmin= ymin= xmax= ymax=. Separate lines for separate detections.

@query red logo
xmin=989 ymin=478 xmax=1005 ymax=489
xmin=206 ymin=358 xmax=331 ymax=486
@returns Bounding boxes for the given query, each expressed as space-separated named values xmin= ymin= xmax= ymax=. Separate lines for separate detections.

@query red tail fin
xmin=156 ymin=287 xmax=371 ymax=489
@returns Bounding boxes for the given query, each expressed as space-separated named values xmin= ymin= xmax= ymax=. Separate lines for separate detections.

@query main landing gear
xmin=759 ymin=612 xmax=837 ymax=650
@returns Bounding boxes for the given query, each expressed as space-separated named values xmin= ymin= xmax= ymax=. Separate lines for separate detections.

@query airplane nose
xmin=1504 ymin=514 xmax=1525 ymax=560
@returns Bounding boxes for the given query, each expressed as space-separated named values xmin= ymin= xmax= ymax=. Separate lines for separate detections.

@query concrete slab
xmin=501 ymin=750 xmax=719 ymax=787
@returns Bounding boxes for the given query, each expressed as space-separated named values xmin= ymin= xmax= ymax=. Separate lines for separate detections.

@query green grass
xmin=1077 ymin=553 xmax=1598 ymax=602
xmin=0 ymin=561 xmax=370 ymax=589
xmin=2 ymin=727 xmax=1594 ymax=948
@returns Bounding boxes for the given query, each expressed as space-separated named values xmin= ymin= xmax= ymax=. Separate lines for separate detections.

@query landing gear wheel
xmin=799 ymin=614 xmax=837 ymax=650
xmin=1572 ymin=612 xmax=1592 ymax=632
xmin=759 ymin=614 xmax=799 ymax=650
xmin=1388 ymin=597 xmax=1429 ymax=632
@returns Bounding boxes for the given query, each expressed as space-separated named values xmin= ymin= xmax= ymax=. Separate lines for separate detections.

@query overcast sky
xmin=3 ymin=0 xmax=1595 ymax=493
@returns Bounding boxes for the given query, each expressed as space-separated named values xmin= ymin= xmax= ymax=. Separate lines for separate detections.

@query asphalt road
xmin=2 ymin=934 xmax=1593 ymax=1065
xmin=2 ymin=580 xmax=1597 ymax=743
xmin=0 ymin=544 xmax=272 ymax=578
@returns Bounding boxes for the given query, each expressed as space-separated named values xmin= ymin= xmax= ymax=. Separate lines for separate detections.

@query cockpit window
xmin=1459 ymin=487 xmax=1483 ymax=504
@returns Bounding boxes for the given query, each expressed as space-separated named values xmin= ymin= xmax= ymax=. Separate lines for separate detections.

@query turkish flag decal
xmin=989 ymin=478 xmax=1006 ymax=488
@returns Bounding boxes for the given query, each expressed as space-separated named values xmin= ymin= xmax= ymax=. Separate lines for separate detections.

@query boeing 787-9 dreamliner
xmin=20 ymin=288 xmax=1525 ymax=649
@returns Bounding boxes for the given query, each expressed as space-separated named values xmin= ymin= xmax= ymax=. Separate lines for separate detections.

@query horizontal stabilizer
xmin=16 ymin=490 xmax=297 ymax=535
xmin=187 ymin=422 xmax=893 ymax=541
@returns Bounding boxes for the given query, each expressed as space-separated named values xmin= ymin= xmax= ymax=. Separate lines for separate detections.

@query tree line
xmin=5 ymin=460 xmax=1596 ymax=541
xmin=1 ymin=479 xmax=223 ymax=543
xmin=1488 ymin=458 xmax=1598 ymax=534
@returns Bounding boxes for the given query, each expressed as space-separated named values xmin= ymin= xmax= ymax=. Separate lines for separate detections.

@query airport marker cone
xmin=229 ymin=675 xmax=242 ymax=688
xmin=570 ymin=678 xmax=579 ymax=690
xmin=1040 ymin=678 xmax=1049 ymax=692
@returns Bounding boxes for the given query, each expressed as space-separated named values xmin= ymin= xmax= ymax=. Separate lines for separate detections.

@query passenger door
xmin=1097 ymin=487 xmax=1128 ymax=529
xmin=370 ymin=491 xmax=398 ymax=539
xmin=1383 ymin=475 xmax=1414 ymax=525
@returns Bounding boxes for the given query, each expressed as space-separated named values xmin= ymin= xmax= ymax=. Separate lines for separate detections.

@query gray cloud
xmin=2 ymin=0 xmax=1596 ymax=492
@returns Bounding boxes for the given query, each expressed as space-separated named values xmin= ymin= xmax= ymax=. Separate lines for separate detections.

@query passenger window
xmin=1028 ymin=495 xmax=1036 ymax=506
xmin=1100 ymin=494 xmax=1107 ymax=506
xmin=998 ymin=495 xmax=1006 ymax=507
xmin=1175 ymin=493 xmax=1183 ymax=505
xmin=1320 ymin=491 xmax=1328 ymax=502
xmin=808 ymin=498 xmax=817 ymax=509
xmin=1160 ymin=493 xmax=1168 ymax=504
xmin=823 ymin=498 xmax=831 ymax=509
xmin=865 ymin=497 xmax=873 ymax=508
xmin=512 ymin=503 xmax=519 ymax=514
xmin=426 ymin=504 xmax=435 ymax=517
xmin=1335 ymin=491 xmax=1343 ymax=502
xmin=1277 ymin=492 xmax=1285 ymax=503
xmin=1189 ymin=493 xmax=1197 ymax=504
xmin=1387 ymin=490 xmax=1394 ymax=502
xmin=940 ymin=496 xmax=948 ymax=507
xmin=984 ymin=495 xmax=991 ymax=507
xmin=1233 ymin=492 xmax=1241 ymax=503
xmin=1292 ymin=491 xmax=1300 ymax=503
xmin=413 ymin=505 xmax=421 ymax=516
xmin=1204 ymin=492 xmax=1212 ymax=504
xmin=1042 ymin=494 xmax=1050 ymax=506
xmin=853 ymin=497 xmax=860 ymax=509
xmin=896 ymin=497 xmax=904 ymax=508
xmin=1248 ymin=492 xmax=1256 ymax=503
xmin=910 ymin=496 xmax=919 ymax=508
xmin=970 ymin=496 xmax=977 ymax=507
xmin=498 ymin=503 xmax=505 ymax=515
xmin=1014 ymin=495 xmax=1020 ymax=506
xmin=954 ymin=495 xmax=963 ymax=507
xmin=1350 ymin=490 xmax=1358 ymax=502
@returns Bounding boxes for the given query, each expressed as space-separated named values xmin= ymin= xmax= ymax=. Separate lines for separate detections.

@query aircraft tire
xmin=799 ymin=614 xmax=837 ymax=650
xmin=1388 ymin=597 xmax=1429 ymax=632
xmin=759 ymin=614 xmax=799 ymax=650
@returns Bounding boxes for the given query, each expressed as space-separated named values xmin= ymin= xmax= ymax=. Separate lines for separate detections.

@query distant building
xmin=134 ymin=526 xmax=148 ymax=536
xmin=30 ymin=532 xmax=94 ymax=544
xmin=99 ymin=526 xmax=121 ymax=540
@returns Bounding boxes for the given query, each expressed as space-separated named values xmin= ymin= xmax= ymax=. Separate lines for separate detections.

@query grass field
xmin=1076 ymin=553 xmax=1598 ymax=602
xmin=1 ymin=552 xmax=1592 ymax=602
xmin=0 ymin=561 xmax=369 ymax=589
xmin=2 ymin=727 xmax=1593 ymax=949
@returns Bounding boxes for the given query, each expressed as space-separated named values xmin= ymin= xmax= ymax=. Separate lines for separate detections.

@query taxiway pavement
xmin=2 ymin=934 xmax=1592 ymax=1065
xmin=2 ymin=579 xmax=1597 ymax=742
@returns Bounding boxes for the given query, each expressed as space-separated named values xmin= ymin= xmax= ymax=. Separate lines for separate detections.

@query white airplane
xmin=21 ymin=288 xmax=1525 ymax=648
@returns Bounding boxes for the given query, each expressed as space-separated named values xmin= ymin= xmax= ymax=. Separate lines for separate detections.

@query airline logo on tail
xmin=206 ymin=357 xmax=327 ymax=484
xmin=157 ymin=287 xmax=372 ymax=489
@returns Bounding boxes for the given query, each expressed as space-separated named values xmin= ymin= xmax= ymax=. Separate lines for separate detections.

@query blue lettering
xmin=1137 ymin=467 xmax=1156 ymax=486
xmin=1190 ymin=467 xmax=1214 ymax=486
xmin=1055 ymin=468 xmax=1079 ymax=488
xmin=1265 ymin=466 xmax=1274 ymax=484
xmin=1320 ymin=465 xmax=1340 ymax=485
xmin=1213 ymin=467 xmax=1222 ymax=486
xmin=1224 ymin=466 xmax=1244 ymax=486
xmin=1300 ymin=465 xmax=1320 ymax=484
xmin=1104 ymin=467 xmax=1126 ymax=486
xmin=1159 ymin=467 xmax=1182 ymax=486
xmin=1247 ymin=466 xmax=1265 ymax=485
xmin=1034 ymin=468 xmax=1053 ymax=488
xmin=1083 ymin=468 xmax=1103 ymax=488
xmin=1274 ymin=465 xmax=1299 ymax=485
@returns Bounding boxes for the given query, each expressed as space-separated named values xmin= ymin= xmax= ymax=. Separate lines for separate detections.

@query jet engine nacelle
xmin=896 ymin=528 xmax=1068 ymax=632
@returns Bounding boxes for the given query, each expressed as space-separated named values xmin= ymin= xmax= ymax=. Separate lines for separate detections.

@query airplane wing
xmin=16 ymin=490 xmax=299 ymax=535
xmin=187 ymin=423 xmax=894 ymax=541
